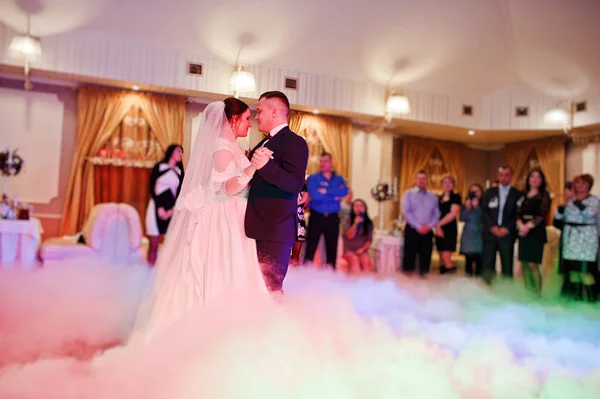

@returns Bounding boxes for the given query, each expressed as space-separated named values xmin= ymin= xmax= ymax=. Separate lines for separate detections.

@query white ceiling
xmin=1 ymin=0 xmax=599 ymax=98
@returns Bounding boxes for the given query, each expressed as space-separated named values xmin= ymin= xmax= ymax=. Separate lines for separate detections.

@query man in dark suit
xmin=481 ymin=165 xmax=524 ymax=283
xmin=245 ymin=91 xmax=309 ymax=293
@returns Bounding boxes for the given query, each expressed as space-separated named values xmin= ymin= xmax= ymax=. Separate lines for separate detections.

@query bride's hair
xmin=223 ymin=97 xmax=249 ymax=122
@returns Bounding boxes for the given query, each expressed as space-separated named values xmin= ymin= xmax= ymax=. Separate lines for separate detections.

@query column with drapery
xmin=60 ymin=87 xmax=186 ymax=235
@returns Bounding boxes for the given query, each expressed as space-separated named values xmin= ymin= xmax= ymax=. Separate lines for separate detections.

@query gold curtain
xmin=505 ymin=137 xmax=566 ymax=223
xmin=137 ymin=92 xmax=186 ymax=150
xmin=399 ymin=137 xmax=467 ymax=211
xmin=289 ymin=111 xmax=322 ymax=176
xmin=60 ymin=87 xmax=186 ymax=235
xmin=288 ymin=111 xmax=352 ymax=181
xmin=92 ymin=105 xmax=170 ymax=234
xmin=60 ymin=87 xmax=136 ymax=235
xmin=505 ymin=142 xmax=535 ymax=186
xmin=436 ymin=140 xmax=468 ymax=199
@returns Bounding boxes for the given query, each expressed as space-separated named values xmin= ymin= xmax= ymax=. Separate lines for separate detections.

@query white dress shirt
xmin=262 ymin=123 xmax=288 ymax=147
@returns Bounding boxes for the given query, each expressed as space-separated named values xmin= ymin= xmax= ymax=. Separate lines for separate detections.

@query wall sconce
xmin=229 ymin=65 xmax=256 ymax=98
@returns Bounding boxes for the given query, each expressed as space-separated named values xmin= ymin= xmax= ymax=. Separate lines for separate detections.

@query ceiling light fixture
xmin=385 ymin=90 xmax=410 ymax=122
xmin=230 ymin=65 xmax=256 ymax=98
xmin=543 ymin=101 xmax=573 ymax=133
xmin=7 ymin=15 xmax=41 ymax=90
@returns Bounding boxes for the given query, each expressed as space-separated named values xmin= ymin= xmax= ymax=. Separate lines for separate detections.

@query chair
xmin=41 ymin=203 xmax=146 ymax=264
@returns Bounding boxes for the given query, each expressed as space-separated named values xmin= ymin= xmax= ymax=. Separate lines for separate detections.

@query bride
xmin=130 ymin=98 xmax=271 ymax=342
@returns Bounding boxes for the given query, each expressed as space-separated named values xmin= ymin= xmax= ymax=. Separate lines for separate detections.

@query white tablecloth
xmin=372 ymin=231 xmax=403 ymax=275
xmin=0 ymin=218 xmax=43 ymax=268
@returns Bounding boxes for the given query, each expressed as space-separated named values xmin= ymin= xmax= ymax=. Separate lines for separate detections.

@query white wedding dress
xmin=130 ymin=103 xmax=268 ymax=342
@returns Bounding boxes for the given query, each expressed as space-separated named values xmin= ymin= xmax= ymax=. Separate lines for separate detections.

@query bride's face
xmin=232 ymin=109 xmax=252 ymax=138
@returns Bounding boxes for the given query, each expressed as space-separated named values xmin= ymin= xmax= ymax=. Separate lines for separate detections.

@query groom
xmin=245 ymin=91 xmax=309 ymax=293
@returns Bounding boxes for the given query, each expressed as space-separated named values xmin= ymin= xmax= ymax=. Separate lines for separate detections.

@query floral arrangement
xmin=392 ymin=217 xmax=404 ymax=232
xmin=0 ymin=149 xmax=24 ymax=177
xmin=370 ymin=182 xmax=393 ymax=202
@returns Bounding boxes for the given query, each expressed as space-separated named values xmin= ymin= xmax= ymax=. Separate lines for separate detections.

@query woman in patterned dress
xmin=290 ymin=182 xmax=309 ymax=266
xmin=554 ymin=174 xmax=600 ymax=302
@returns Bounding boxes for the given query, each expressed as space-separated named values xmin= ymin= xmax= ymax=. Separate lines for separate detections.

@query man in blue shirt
xmin=304 ymin=152 xmax=348 ymax=268
xmin=401 ymin=170 xmax=440 ymax=276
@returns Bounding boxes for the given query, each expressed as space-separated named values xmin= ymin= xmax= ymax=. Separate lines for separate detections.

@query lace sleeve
xmin=213 ymin=148 xmax=252 ymax=196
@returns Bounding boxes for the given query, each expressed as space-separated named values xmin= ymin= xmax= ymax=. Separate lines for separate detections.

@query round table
xmin=372 ymin=231 xmax=403 ymax=275
xmin=0 ymin=218 xmax=43 ymax=268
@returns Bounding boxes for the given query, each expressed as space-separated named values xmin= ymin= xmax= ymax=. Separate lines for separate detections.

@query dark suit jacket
xmin=245 ymin=126 xmax=309 ymax=242
xmin=481 ymin=186 xmax=523 ymax=239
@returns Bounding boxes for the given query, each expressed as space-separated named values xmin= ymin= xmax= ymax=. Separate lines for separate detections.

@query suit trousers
xmin=256 ymin=240 xmax=294 ymax=292
xmin=402 ymin=225 xmax=433 ymax=275
xmin=482 ymin=234 xmax=514 ymax=283
xmin=304 ymin=211 xmax=340 ymax=267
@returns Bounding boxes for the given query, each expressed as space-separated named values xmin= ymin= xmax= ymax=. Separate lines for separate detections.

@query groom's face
xmin=256 ymin=98 xmax=275 ymax=133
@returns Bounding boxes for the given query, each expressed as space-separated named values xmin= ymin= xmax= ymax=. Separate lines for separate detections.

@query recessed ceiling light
xmin=312 ymin=109 xmax=320 ymax=114
xmin=468 ymin=130 xmax=475 ymax=135
xmin=132 ymin=85 xmax=140 ymax=91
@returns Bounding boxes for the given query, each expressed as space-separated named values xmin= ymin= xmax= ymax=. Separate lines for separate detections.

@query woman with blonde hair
xmin=435 ymin=176 xmax=462 ymax=274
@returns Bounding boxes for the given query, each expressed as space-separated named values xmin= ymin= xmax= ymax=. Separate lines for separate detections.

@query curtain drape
xmin=288 ymin=111 xmax=352 ymax=181
xmin=399 ymin=137 xmax=435 ymax=206
xmin=399 ymin=137 xmax=468 ymax=212
xmin=436 ymin=141 xmax=468 ymax=199
xmin=505 ymin=137 xmax=566 ymax=223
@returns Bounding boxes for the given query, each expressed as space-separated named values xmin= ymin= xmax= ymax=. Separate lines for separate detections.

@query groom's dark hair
xmin=259 ymin=91 xmax=290 ymax=115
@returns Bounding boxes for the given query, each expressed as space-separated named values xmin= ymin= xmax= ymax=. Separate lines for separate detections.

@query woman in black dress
xmin=145 ymin=144 xmax=185 ymax=265
xmin=435 ymin=176 xmax=462 ymax=274
xmin=516 ymin=169 xmax=550 ymax=296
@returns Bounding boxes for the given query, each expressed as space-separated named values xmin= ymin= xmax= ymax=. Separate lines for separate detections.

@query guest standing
xmin=481 ymin=166 xmax=523 ymax=283
xmin=460 ymin=184 xmax=484 ymax=276
xmin=401 ymin=170 xmax=440 ymax=276
xmin=304 ymin=153 xmax=348 ymax=268
xmin=553 ymin=181 xmax=574 ymax=297
xmin=145 ymin=144 xmax=184 ymax=265
xmin=435 ymin=176 xmax=462 ymax=274
xmin=554 ymin=174 xmax=600 ymax=302
xmin=516 ymin=169 xmax=551 ymax=296
xmin=290 ymin=182 xmax=309 ymax=266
